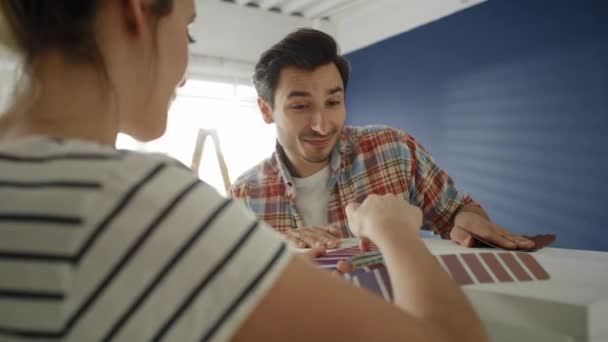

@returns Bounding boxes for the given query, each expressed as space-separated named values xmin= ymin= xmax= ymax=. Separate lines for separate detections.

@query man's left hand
xmin=451 ymin=211 xmax=534 ymax=250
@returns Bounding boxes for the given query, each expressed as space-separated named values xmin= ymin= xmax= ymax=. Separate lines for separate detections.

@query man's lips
xmin=302 ymin=136 xmax=332 ymax=146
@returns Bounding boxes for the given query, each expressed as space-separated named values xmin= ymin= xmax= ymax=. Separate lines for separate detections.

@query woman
xmin=0 ymin=1 xmax=486 ymax=341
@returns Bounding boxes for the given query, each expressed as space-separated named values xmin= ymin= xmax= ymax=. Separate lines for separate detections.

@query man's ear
xmin=122 ymin=0 xmax=146 ymax=35
xmin=258 ymin=97 xmax=274 ymax=124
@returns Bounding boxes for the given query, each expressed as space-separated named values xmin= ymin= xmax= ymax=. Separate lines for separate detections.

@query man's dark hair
xmin=253 ymin=28 xmax=351 ymax=107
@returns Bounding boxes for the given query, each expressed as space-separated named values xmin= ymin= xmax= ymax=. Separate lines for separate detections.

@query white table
xmin=334 ymin=238 xmax=608 ymax=342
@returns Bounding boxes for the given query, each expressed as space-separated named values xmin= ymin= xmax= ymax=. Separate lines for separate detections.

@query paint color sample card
xmin=332 ymin=252 xmax=550 ymax=301
xmin=315 ymin=245 xmax=380 ymax=270
xmin=344 ymin=264 xmax=393 ymax=301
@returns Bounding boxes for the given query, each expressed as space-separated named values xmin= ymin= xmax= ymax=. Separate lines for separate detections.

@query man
xmin=231 ymin=28 xmax=533 ymax=251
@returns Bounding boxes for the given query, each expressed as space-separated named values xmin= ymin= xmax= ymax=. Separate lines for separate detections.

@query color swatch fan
xmin=316 ymin=249 xmax=551 ymax=302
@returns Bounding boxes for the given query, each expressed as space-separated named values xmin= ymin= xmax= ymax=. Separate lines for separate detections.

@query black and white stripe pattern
xmin=0 ymin=138 xmax=291 ymax=341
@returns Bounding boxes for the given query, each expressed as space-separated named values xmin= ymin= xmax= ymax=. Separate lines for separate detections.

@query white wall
xmin=0 ymin=56 xmax=17 ymax=112
xmin=188 ymin=0 xmax=336 ymax=81
xmin=192 ymin=0 xmax=335 ymax=62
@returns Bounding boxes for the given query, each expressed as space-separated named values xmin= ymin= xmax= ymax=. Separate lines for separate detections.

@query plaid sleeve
xmin=397 ymin=131 xmax=480 ymax=238
xmin=229 ymin=183 xmax=245 ymax=199
xmin=228 ymin=182 xmax=254 ymax=213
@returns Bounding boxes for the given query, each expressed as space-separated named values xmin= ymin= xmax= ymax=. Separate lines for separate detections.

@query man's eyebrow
xmin=287 ymin=87 xmax=343 ymax=98
xmin=288 ymin=91 xmax=312 ymax=98
xmin=328 ymin=86 xmax=344 ymax=95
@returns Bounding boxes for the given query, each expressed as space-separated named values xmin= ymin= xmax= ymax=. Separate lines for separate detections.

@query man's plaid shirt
xmin=230 ymin=126 xmax=479 ymax=238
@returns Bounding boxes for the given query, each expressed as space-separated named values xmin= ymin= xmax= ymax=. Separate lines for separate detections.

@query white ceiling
xmin=222 ymin=0 xmax=365 ymax=20
xmin=0 ymin=0 xmax=487 ymax=85
xmin=189 ymin=0 xmax=486 ymax=83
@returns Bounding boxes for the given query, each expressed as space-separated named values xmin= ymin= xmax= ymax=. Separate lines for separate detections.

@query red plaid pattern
xmin=231 ymin=126 xmax=479 ymax=238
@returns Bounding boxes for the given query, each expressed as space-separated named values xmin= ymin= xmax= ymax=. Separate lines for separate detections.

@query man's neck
xmin=278 ymin=145 xmax=330 ymax=178
xmin=293 ymin=162 xmax=330 ymax=179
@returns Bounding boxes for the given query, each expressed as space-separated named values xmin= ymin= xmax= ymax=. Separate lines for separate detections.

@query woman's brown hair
xmin=0 ymin=0 xmax=175 ymax=113
xmin=0 ymin=0 xmax=173 ymax=67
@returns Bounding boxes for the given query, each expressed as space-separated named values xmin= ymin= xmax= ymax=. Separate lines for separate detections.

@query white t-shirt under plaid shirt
xmin=0 ymin=137 xmax=291 ymax=342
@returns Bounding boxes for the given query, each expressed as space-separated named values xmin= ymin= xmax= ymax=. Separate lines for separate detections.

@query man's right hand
xmin=283 ymin=226 xmax=343 ymax=249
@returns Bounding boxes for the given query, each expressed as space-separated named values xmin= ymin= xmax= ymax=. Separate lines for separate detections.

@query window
xmin=0 ymin=61 xmax=17 ymax=112
xmin=117 ymin=79 xmax=276 ymax=196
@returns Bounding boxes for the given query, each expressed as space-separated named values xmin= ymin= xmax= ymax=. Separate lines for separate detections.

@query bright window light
xmin=116 ymin=79 xmax=276 ymax=196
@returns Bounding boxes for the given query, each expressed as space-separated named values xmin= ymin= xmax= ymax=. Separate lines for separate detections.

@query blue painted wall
xmin=345 ymin=0 xmax=608 ymax=251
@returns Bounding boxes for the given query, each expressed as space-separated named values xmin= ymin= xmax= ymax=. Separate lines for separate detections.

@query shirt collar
xmin=272 ymin=128 xmax=351 ymax=198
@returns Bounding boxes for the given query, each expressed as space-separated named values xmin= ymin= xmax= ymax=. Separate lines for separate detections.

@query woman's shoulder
xmin=0 ymin=135 xmax=213 ymax=206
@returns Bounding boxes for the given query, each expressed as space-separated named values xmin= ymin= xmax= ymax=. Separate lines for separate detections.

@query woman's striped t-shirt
xmin=0 ymin=137 xmax=292 ymax=341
